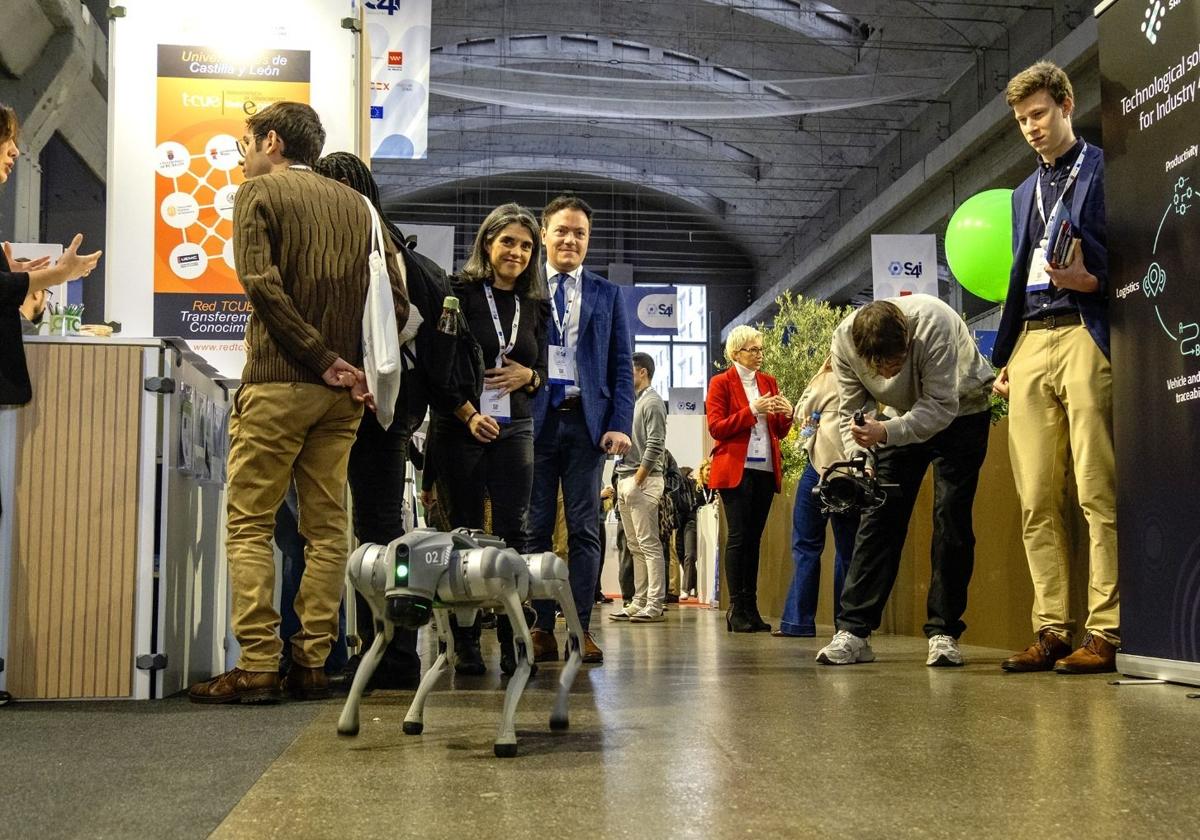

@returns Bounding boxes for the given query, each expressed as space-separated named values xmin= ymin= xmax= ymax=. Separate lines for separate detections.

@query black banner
xmin=1099 ymin=0 xmax=1200 ymax=664
xmin=154 ymin=293 xmax=252 ymax=341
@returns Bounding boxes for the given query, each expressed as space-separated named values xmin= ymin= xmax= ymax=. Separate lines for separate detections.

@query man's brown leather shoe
xmin=1054 ymin=632 xmax=1117 ymax=674
xmin=188 ymin=668 xmax=281 ymax=704
xmin=282 ymin=664 xmax=331 ymax=700
xmin=531 ymin=628 xmax=559 ymax=662
xmin=1001 ymin=630 xmax=1072 ymax=672
xmin=580 ymin=632 xmax=603 ymax=664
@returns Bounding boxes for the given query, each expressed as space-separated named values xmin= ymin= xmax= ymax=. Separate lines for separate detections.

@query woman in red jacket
xmin=706 ymin=325 xmax=794 ymax=632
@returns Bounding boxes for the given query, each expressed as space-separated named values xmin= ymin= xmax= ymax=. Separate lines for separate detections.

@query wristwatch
xmin=524 ymin=370 xmax=542 ymax=393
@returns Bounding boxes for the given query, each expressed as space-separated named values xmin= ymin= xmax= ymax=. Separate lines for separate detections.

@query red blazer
xmin=706 ymin=365 xmax=792 ymax=492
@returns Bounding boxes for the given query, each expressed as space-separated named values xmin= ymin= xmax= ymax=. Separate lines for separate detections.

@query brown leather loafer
xmin=1001 ymin=630 xmax=1072 ymax=672
xmin=282 ymin=664 xmax=331 ymax=700
xmin=581 ymin=632 xmax=603 ymax=664
xmin=1054 ymin=632 xmax=1117 ymax=674
xmin=188 ymin=668 xmax=281 ymax=704
xmin=531 ymin=628 xmax=559 ymax=662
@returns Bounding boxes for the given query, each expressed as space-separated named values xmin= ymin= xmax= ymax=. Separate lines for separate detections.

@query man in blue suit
xmin=528 ymin=195 xmax=634 ymax=664
xmin=992 ymin=61 xmax=1118 ymax=675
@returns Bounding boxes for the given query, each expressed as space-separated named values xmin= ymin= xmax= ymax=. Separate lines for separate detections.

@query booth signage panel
xmin=625 ymin=285 xmax=679 ymax=336
xmin=1098 ymin=0 xmax=1200 ymax=674
xmin=669 ymin=387 xmax=704 ymax=415
xmin=152 ymin=45 xmax=312 ymax=343
xmin=366 ymin=0 xmax=432 ymax=159
xmin=106 ymin=0 xmax=359 ymax=377
xmin=870 ymin=234 xmax=937 ymax=299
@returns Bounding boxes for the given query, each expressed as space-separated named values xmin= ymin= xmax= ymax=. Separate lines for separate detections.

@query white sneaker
xmin=927 ymin=634 xmax=964 ymax=667
xmin=815 ymin=630 xmax=875 ymax=665
xmin=609 ymin=602 xmax=643 ymax=621
xmin=629 ymin=606 xmax=665 ymax=623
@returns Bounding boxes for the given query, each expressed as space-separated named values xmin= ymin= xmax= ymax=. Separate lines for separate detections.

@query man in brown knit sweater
xmin=189 ymin=102 xmax=409 ymax=704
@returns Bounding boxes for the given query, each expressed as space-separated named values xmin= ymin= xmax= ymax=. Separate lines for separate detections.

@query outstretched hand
xmin=3 ymin=242 xmax=51 ymax=271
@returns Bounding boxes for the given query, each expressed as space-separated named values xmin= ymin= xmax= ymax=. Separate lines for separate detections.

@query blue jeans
xmin=530 ymin=408 xmax=606 ymax=633
xmin=779 ymin=464 xmax=859 ymax=636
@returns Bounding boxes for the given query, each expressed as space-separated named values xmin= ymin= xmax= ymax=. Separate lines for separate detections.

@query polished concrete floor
xmin=4 ymin=606 xmax=1200 ymax=839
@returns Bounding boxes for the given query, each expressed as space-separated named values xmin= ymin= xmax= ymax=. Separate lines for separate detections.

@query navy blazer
xmin=992 ymin=144 xmax=1110 ymax=368
xmin=531 ymin=267 xmax=635 ymax=448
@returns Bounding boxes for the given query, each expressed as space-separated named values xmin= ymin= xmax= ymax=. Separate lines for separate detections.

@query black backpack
xmin=389 ymin=229 xmax=484 ymax=434
xmin=659 ymin=450 xmax=688 ymax=532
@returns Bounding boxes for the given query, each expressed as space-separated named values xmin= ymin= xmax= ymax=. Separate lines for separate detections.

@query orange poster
xmin=153 ymin=44 xmax=310 ymax=339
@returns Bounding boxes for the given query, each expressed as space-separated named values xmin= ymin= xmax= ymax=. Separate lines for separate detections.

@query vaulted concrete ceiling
xmin=373 ymin=1 xmax=1071 ymax=287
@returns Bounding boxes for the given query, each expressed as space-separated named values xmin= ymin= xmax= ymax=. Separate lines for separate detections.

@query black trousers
xmin=676 ymin=517 xmax=698 ymax=593
xmin=837 ymin=411 xmax=991 ymax=640
xmin=718 ymin=468 xmax=776 ymax=605
xmin=346 ymin=409 xmax=420 ymax=677
xmin=432 ymin=416 xmax=534 ymax=548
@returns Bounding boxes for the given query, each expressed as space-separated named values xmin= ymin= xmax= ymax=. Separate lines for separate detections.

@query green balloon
xmin=945 ymin=188 xmax=1014 ymax=303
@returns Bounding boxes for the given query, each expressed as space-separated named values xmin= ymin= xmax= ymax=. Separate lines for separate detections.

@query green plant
xmin=755 ymin=292 xmax=852 ymax=484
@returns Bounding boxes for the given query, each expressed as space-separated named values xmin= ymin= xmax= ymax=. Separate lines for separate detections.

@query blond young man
xmin=993 ymin=62 xmax=1118 ymax=674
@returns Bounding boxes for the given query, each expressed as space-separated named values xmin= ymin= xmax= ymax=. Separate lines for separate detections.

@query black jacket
xmin=0 ymin=249 xmax=32 ymax=405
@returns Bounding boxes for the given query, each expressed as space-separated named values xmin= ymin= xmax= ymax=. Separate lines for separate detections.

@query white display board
xmin=105 ymin=0 xmax=360 ymax=377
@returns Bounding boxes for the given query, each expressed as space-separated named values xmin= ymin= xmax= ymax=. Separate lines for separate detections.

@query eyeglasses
xmin=738 ymin=346 xmax=764 ymax=355
xmin=235 ymin=136 xmax=257 ymax=158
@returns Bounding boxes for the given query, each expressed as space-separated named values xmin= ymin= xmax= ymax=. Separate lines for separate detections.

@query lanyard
xmin=549 ymin=273 xmax=578 ymax=343
xmin=1034 ymin=140 xmax=1088 ymax=229
xmin=483 ymin=283 xmax=521 ymax=367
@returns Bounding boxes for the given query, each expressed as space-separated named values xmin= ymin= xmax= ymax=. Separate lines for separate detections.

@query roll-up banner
xmin=105 ymin=0 xmax=359 ymax=377
xmin=1098 ymin=0 xmax=1200 ymax=684
xmin=365 ymin=0 xmax=432 ymax=159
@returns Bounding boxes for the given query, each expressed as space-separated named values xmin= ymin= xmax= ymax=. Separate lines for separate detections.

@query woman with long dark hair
xmin=1 ymin=103 xmax=102 ymax=407
xmin=431 ymin=203 xmax=548 ymax=673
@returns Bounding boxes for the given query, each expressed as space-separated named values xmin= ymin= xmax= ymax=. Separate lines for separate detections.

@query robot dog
xmin=336 ymin=528 xmax=586 ymax=757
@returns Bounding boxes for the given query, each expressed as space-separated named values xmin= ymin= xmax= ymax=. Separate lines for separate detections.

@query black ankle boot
xmin=745 ymin=598 xmax=771 ymax=632
xmin=726 ymin=601 xmax=755 ymax=633
xmin=452 ymin=617 xmax=486 ymax=676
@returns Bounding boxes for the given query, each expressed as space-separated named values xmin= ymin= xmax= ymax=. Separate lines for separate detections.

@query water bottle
xmin=437 ymin=296 xmax=459 ymax=336
xmin=801 ymin=410 xmax=820 ymax=439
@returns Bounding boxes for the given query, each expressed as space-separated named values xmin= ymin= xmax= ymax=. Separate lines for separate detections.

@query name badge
xmin=747 ymin=424 xmax=768 ymax=462
xmin=548 ymin=345 xmax=577 ymax=385
xmin=482 ymin=387 xmax=511 ymax=424
xmin=1026 ymin=239 xmax=1051 ymax=292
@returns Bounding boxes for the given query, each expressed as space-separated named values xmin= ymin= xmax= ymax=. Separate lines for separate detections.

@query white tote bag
xmin=360 ymin=195 xmax=402 ymax=430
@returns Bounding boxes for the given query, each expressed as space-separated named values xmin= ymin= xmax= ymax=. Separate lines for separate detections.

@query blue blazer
xmin=532 ymin=268 xmax=635 ymax=447
xmin=992 ymin=144 xmax=1110 ymax=368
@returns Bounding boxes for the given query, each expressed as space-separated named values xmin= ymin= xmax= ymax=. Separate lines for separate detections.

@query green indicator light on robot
xmin=396 ymin=563 xmax=409 ymax=582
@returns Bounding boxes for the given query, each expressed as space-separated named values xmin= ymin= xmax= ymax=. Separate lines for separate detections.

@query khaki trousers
xmin=617 ymin=475 xmax=666 ymax=610
xmin=1007 ymin=324 xmax=1119 ymax=643
xmin=226 ymin=382 xmax=363 ymax=671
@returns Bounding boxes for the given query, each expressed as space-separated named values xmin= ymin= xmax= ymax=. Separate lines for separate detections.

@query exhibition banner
xmin=106 ymin=0 xmax=359 ymax=377
xmin=366 ymin=0 xmax=432 ymax=158
xmin=152 ymin=46 xmax=311 ymax=341
xmin=870 ymin=234 xmax=938 ymax=300
xmin=1099 ymin=0 xmax=1200 ymax=675
xmin=625 ymin=285 xmax=679 ymax=336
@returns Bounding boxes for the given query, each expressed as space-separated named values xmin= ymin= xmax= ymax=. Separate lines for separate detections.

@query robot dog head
xmin=386 ymin=530 xmax=455 ymax=629
xmin=347 ymin=529 xmax=454 ymax=630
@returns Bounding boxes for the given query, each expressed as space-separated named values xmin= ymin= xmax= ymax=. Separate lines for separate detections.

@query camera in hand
xmin=812 ymin=413 xmax=894 ymax=515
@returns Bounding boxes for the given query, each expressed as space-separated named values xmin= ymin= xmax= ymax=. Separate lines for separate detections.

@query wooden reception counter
xmin=0 ymin=337 xmax=230 ymax=700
